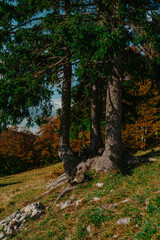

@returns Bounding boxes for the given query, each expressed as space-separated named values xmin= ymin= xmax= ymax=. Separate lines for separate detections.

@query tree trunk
xmin=99 ymin=70 xmax=123 ymax=170
xmin=58 ymin=58 xmax=77 ymax=178
xmin=89 ymin=79 xmax=104 ymax=155
xmin=58 ymin=0 xmax=78 ymax=179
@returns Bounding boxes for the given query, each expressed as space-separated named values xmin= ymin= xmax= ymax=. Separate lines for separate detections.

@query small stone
xmin=60 ymin=201 xmax=71 ymax=210
xmin=31 ymin=209 xmax=39 ymax=218
xmin=145 ymin=198 xmax=149 ymax=208
xmin=108 ymin=204 xmax=114 ymax=209
xmin=5 ymin=226 xmax=13 ymax=235
xmin=10 ymin=212 xmax=17 ymax=219
xmin=23 ymin=205 xmax=33 ymax=215
xmin=70 ymin=195 xmax=75 ymax=200
xmin=10 ymin=219 xmax=20 ymax=231
xmin=96 ymin=183 xmax=104 ymax=188
xmin=65 ymin=236 xmax=71 ymax=240
xmin=113 ymin=235 xmax=118 ymax=238
xmin=19 ymin=214 xmax=27 ymax=223
xmin=86 ymin=225 xmax=91 ymax=233
xmin=0 ymin=220 xmax=6 ymax=226
xmin=121 ymin=198 xmax=131 ymax=204
xmin=76 ymin=199 xmax=82 ymax=206
xmin=15 ymin=213 xmax=21 ymax=220
xmin=117 ymin=217 xmax=131 ymax=225
xmin=91 ymin=197 xmax=100 ymax=202
xmin=0 ymin=232 xmax=4 ymax=239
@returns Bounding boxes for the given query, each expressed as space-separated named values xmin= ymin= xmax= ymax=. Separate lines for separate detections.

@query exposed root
xmin=53 ymin=186 xmax=77 ymax=207
xmin=34 ymin=173 xmax=68 ymax=200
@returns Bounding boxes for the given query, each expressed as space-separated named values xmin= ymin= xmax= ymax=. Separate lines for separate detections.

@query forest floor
xmin=0 ymin=147 xmax=160 ymax=239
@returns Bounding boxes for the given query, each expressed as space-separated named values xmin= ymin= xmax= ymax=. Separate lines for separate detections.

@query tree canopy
xmin=0 ymin=0 xmax=159 ymax=177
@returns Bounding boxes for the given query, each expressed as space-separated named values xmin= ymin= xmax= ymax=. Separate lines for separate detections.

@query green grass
xmin=0 ymin=149 xmax=160 ymax=239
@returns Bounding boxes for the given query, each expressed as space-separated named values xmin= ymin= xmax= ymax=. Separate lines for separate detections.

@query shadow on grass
xmin=139 ymin=150 xmax=160 ymax=158
xmin=121 ymin=149 xmax=159 ymax=176
xmin=0 ymin=181 xmax=22 ymax=187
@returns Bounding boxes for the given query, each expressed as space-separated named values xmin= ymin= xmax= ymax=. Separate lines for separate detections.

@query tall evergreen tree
xmin=0 ymin=0 xmax=159 ymax=177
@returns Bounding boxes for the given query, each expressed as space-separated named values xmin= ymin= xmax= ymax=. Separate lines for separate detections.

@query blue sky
xmin=19 ymin=87 xmax=61 ymax=134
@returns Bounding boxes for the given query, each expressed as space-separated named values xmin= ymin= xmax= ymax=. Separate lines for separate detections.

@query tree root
xmin=33 ymin=173 xmax=67 ymax=200
xmin=53 ymin=186 xmax=77 ymax=207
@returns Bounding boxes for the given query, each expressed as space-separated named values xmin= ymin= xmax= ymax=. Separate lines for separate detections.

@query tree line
xmin=0 ymin=0 xmax=159 ymax=178
xmin=0 ymin=77 xmax=159 ymax=176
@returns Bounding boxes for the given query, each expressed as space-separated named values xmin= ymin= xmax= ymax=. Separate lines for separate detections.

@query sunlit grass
xmin=13 ymin=158 xmax=159 ymax=240
xmin=0 ymin=162 xmax=64 ymax=219
xmin=0 ymin=149 xmax=160 ymax=239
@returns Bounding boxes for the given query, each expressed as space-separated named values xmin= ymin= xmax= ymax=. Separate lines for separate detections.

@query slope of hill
xmin=0 ymin=148 xmax=160 ymax=240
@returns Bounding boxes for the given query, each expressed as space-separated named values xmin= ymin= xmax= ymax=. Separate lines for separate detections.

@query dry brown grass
xmin=135 ymin=146 xmax=160 ymax=157
xmin=0 ymin=162 xmax=64 ymax=219
xmin=0 ymin=149 xmax=160 ymax=239
xmin=13 ymin=157 xmax=159 ymax=240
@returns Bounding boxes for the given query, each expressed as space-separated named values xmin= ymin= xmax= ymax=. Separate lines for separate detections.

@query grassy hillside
xmin=0 ymin=148 xmax=160 ymax=240
xmin=0 ymin=163 xmax=64 ymax=220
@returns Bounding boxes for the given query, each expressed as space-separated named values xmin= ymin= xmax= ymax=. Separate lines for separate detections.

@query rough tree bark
xmin=58 ymin=0 xmax=79 ymax=179
xmin=99 ymin=73 xmax=123 ymax=170
xmin=58 ymin=57 xmax=77 ymax=178
xmin=89 ymin=78 xmax=104 ymax=155
xmin=73 ymin=65 xmax=124 ymax=182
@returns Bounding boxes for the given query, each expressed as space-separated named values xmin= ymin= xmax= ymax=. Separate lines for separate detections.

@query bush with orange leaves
xmin=122 ymin=80 xmax=160 ymax=153
xmin=0 ymin=127 xmax=36 ymax=175
xmin=34 ymin=115 xmax=60 ymax=165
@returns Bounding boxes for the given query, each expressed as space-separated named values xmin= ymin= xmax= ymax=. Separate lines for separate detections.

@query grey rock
xmin=0 ymin=220 xmax=6 ymax=226
xmin=60 ymin=201 xmax=71 ymax=210
xmin=9 ymin=219 xmax=20 ymax=231
xmin=10 ymin=212 xmax=17 ymax=219
xmin=19 ymin=213 xmax=27 ymax=222
xmin=70 ymin=195 xmax=75 ymax=200
xmin=15 ymin=213 xmax=21 ymax=220
xmin=0 ymin=232 xmax=4 ymax=239
xmin=86 ymin=225 xmax=91 ymax=233
xmin=1 ymin=201 xmax=46 ymax=237
xmin=96 ymin=183 xmax=104 ymax=188
xmin=65 ymin=236 xmax=71 ymax=240
xmin=76 ymin=199 xmax=82 ymax=206
xmin=23 ymin=202 xmax=45 ymax=218
xmin=4 ymin=226 xmax=13 ymax=235
xmin=113 ymin=235 xmax=118 ymax=238
xmin=121 ymin=198 xmax=131 ymax=204
xmin=117 ymin=217 xmax=131 ymax=225
xmin=91 ymin=197 xmax=100 ymax=202
xmin=31 ymin=209 xmax=43 ymax=218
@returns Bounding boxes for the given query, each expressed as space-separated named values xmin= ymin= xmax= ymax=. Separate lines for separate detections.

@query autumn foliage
xmin=34 ymin=115 xmax=60 ymax=165
xmin=0 ymin=127 xmax=36 ymax=175
xmin=0 ymin=78 xmax=159 ymax=176
xmin=122 ymin=79 xmax=160 ymax=152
